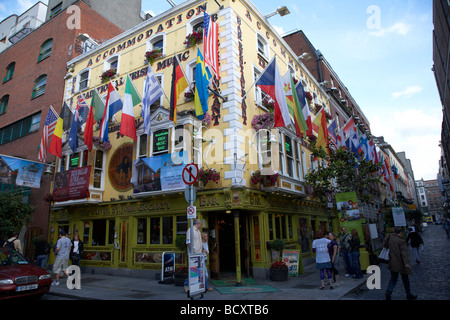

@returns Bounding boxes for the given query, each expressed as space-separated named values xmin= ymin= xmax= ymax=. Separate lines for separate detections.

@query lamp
xmin=265 ymin=6 xmax=290 ymax=19
xmin=44 ymin=162 xmax=55 ymax=175
xmin=299 ymin=52 xmax=312 ymax=61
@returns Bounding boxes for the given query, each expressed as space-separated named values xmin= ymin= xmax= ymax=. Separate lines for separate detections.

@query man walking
xmin=339 ymin=227 xmax=353 ymax=277
xmin=52 ymin=230 xmax=72 ymax=286
xmin=385 ymin=227 xmax=417 ymax=300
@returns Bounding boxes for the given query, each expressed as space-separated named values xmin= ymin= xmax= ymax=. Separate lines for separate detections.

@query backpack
xmin=4 ymin=239 xmax=17 ymax=250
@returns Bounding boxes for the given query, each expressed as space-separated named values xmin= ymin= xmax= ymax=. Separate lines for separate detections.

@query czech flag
xmin=256 ymin=58 xmax=292 ymax=128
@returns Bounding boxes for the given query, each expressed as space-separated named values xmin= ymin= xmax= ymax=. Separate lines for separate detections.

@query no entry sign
xmin=182 ymin=163 xmax=199 ymax=185
xmin=187 ymin=205 xmax=197 ymax=219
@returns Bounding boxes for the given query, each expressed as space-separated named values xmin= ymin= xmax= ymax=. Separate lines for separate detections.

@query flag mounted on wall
xmin=203 ymin=12 xmax=219 ymax=78
xmin=141 ymin=65 xmax=164 ymax=136
xmin=48 ymin=103 xmax=70 ymax=158
xmin=120 ymin=74 xmax=142 ymax=141
xmin=38 ymin=106 xmax=58 ymax=162
xmin=169 ymin=55 xmax=188 ymax=125
xmin=194 ymin=48 xmax=212 ymax=120
xmin=100 ymin=81 xmax=123 ymax=143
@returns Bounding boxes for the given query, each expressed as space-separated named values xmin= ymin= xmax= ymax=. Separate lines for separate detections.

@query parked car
xmin=0 ymin=247 xmax=52 ymax=299
xmin=435 ymin=219 xmax=443 ymax=225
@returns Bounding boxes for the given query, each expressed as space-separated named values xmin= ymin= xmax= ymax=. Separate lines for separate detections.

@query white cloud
xmin=391 ymin=85 xmax=423 ymax=99
xmin=370 ymin=22 xmax=411 ymax=37
xmin=273 ymin=25 xmax=285 ymax=36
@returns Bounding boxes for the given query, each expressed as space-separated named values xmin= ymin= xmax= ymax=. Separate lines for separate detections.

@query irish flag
xmin=120 ymin=75 xmax=141 ymax=141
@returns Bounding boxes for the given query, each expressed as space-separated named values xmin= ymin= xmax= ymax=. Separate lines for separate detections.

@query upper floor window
xmin=49 ymin=2 xmax=63 ymax=18
xmin=146 ymin=34 xmax=166 ymax=58
xmin=256 ymin=33 xmax=269 ymax=61
xmin=38 ymin=39 xmax=53 ymax=62
xmin=0 ymin=95 xmax=9 ymax=115
xmin=0 ymin=112 xmax=40 ymax=145
xmin=76 ymin=69 xmax=90 ymax=92
xmin=104 ymin=55 xmax=119 ymax=74
xmin=3 ymin=62 xmax=15 ymax=82
xmin=32 ymin=74 xmax=47 ymax=99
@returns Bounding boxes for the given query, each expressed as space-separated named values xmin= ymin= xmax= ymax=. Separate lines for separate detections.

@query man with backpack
xmin=3 ymin=231 xmax=23 ymax=255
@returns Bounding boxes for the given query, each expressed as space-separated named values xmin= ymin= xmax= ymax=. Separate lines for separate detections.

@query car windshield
xmin=0 ymin=250 xmax=29 ymax=266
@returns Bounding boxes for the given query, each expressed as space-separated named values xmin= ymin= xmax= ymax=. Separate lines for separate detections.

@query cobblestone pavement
xmin=343 ymin=223 xmax=450 ymax=300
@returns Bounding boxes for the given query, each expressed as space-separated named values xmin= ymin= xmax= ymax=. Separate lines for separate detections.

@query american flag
xmin=38 ymin=106 xmax=58 ymax=162
xmin=203 ymin=12 xmax=219 ymax=77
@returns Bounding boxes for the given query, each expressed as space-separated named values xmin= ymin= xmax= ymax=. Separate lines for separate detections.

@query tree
xmin=305 ymin=143 xmax=382 ymax=203
xmin=0 ymin=191 xmax=34 ymax=237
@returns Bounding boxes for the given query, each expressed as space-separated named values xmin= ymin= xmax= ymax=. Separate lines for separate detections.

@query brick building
xmin=0 ymin=0 xmax=143 ymax=259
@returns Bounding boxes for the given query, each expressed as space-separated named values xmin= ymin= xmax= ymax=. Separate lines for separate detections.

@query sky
xmin=1 ymin=0 xmax=442 ymax=181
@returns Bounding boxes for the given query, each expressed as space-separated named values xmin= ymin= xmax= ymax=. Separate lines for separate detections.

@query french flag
xmin=256 ymin=58 xmax=292 ymax=128
xmin=99 ymin=82 xmax=123 ymax=143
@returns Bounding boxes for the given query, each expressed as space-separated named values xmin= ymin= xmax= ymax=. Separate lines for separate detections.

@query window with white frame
xmin=146 ymin=34 xmax=166 ymax=58
xmin=105 ymin=55 xmax=119 ymax=72
xmin=77 ymin=69 xmax=90 ymax=92
xmin=295 ymin=141 xmax=303 ymax=180
xmin=186 ymin=14 xmax=204 ymax=36
xmin=93 ymin=149 xmax=105 ymax=189
xmin=284 ymin=135 xmax=294 ymax=177
xmin=256 ymin=33 xmax=269 ymax=61
xmin=138 ymin=134 xmax=148 ymax=158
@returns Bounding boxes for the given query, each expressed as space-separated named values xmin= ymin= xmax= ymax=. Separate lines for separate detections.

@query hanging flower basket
xmin=251 ymin=112 xmax=274 ymax=131
xmin=184 ymin=30 xmax=203 ymax=47
xmin=251 ymin=170 xmax=278 ymax=187
xmin=261 ymin=96 xmax=275 ymax=111
xmin=202 ymin=111 xmax=212 ymax=127
xmin=199 ymin=167 xmax=220 ymax=186
xmin=305 ymin=91 xmax=313 ymax=102
xmin=145 ymin=48 xmax=162 ymax=64
xmin=93 ymin=136 xmax=112 ymax=150
xmin=100 ymin=68 xmax=117 ymax=83
xmin=184 ymin=87 xmax=194 ymax=101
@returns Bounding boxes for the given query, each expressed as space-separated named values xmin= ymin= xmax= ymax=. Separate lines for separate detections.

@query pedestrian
xmin=312 ymin=231 xmax=333 ymax=290
xmin=34 ymin=235 xmax=50 ymax=269
xmin=406 ymin=227 xmax=424 ymax=263
xmin=385 ymin=226 xmax=417 ymax=300
xmin=202 ymin=231 xmax=213 ymax=291
xmin=328 ymin=232 xmax=340 ymax=286
xmin=349 ymin=229 xmax=363 ymax=279
xmin=70 ymin=233 xmax=84 ymax=266
xmin=443 ymin=218 xmax=450 ymax=238
xmin=3 ymin=231 xmax=23 ymax=255
xmin=184 ymin=219 xmax=203 ymax=292
xmin=52 ymin=230 xmax=72 ymax=286
xmin=339 ymin=226 xmax=353 ymax=277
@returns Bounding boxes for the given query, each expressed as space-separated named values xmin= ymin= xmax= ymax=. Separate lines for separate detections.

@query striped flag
xmin=38 ymin=106 xmax=58 ymax=162
xmin=203 ymin=12 xmax=219 ymax=77
xmin=120 ymin=74 xmax=142 ymax=141
xmin=327 ymin=119 xmax=338 ymax=150
xmin=169 ymin=55 xmax=189 ymax=125
xmin=141 ymin=65 xmax=164 ymax=136
xmin=282 ymin=72 xmax=308 ymax=137
xmin=312 ymin=107 xmax=329 ymax=150
xmin=99 ymin=82 xmax=123 ymax=143
xmin=194 ymin=48 xmax=212 ymax=120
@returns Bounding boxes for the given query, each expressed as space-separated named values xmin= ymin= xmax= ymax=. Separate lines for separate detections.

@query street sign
xmin=187 ymin=205 xmax=197 ymax=219
xmin=182 ymin=163 xmax=199 ymax=185
xmin=185 ymin=186 xmax=196 ymax=204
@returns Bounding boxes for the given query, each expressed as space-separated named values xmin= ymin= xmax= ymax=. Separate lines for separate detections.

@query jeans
xmin=350 ymin=251 xmax=362 ymax=278
xmin=341 ymin=251 xmax=352 ymax=275
xmin=36 ymin=254 xmax=48 ymax=269
xmin=386 ymin=271 xmax=411 ymax=296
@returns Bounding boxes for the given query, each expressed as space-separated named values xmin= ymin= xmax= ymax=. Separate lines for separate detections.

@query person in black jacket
xmin=349 ymin=229 xmax=363 ymax=279
xmin=406 ymin=227 xmax=424 ymax=263
xmin=70 ymin=233 xmax=84 ymax=266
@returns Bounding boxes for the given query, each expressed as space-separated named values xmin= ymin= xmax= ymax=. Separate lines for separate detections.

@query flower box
xmin=145 ymin=48 xmax=163 ymax=64
xmin=100 ymin=68 xmax=117 ymax=83
xmin=199 ymin=167 xmax=220 ymax=186
xmin=269 ymin=261 xmax=288 ymax=281
xmin=184 ymin=30 xmax=203 ymax=48
xmin=251 ymin=112 xmax=274 ymax=131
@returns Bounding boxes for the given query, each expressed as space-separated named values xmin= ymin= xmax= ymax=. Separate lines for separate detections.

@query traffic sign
xmin=182 ymin=163 xmax=199 ymax=185
xmin=185 ymin=186 xmax=196 ymax=204
xmin=187 ymin=205 xmax=197 ymax=219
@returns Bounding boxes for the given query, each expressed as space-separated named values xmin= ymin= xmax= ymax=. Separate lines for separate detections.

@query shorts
xmin=53 ymin=257 xmax=69 ymax=274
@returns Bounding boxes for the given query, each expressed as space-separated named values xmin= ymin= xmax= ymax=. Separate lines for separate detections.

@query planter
xmin=174 ymin=272 xmax=188 ymax=286
xmin=269 ymin=268 xmax=288 ymax=281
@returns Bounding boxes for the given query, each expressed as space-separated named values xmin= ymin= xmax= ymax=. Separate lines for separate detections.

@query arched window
xmin=38 ymin=38 xmax=53 ymax=61
xmin=0 ymin=94 xmax=9 ymax=114
xmin=3 ymin=62 xmax=15 ymax=82
xmin=32 ymin=74 xmax=47 ymax=98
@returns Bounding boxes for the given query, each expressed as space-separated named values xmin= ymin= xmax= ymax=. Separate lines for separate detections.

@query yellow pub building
xmin=49 ymin=0 xmax=339 ymax=280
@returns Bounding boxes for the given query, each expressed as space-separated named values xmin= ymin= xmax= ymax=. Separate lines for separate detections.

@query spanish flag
xmin=169 ymin=55 xmax=188 ymax=125
xmin=48 ymin=103 xmax=69 ymax=158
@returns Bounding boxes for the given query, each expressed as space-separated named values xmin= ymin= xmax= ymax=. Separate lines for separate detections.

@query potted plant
xmin=262 ymin=173 xmax=278 ymax=187
xmin=184 ymin=87 xmax=195 ymax=101
xmin=305 ymin=91 xmax=313 ymax=103
xmin=199 ymin=167 xmax=220 ymax=186
xmin=184 ymin=30 xmax=203 ymax=47
xmin=250 ymin=170 xmax=263 ymax=185
xmin=251 ymin=112 xmax=274 ymax=131
xmin=174 ymin=235 xmax=188 ymax=286
xmin=269 ymin=239 xmax=288 ymax=281
xmin=100 ymin=68 xmax=117 ymax=83
xmin=145 ymin=48 xmax=162 ymax=64
xmin=201 ymin=111 xmax=212 ymax=127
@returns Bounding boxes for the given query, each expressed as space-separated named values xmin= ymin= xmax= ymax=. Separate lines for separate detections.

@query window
xmin=77 ymin=69 xmax=90 ymax=92
xmin=3 ymin=62 xmax=15 ymax=82
xmin=93 ymin=150 xmax=104 ymax=189
xmin=32 ymin=74 xmax=47 ymax=98
xmin=187 ymin=15 xmax=204 ymax=35
xmin=138 ymin=135 xmax=148 ymax=158
xmin=256 ymin=33 xmax=269 ymax=60
xmin=0 ymin=95 xmax=9 ymax=115
xmin=295 ymin=141 xmax=303 ymax=180
xmin=90 ymin=219 xmax=115 ymax=246
xmin=49 ymin=2 xmax=63 ymax=18
xmin=0 ymin=112 xmax=40 ymax=145
xmin=146 ymin=34 xmax=166 ymax=58
xmin=173 ymin=125 xmax=185 ymax=154
xmin=38 ymin=39 xmax=53 ymax=61
xmin=268 ymin=214 xmax=293 ymax=240
xmin=137 ymin=216 xmax=174 ymax=245
xmin=284 ymin=135 xmax=294 ymax=177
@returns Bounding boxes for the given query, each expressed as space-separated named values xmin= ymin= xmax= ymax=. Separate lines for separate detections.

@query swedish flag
xmin=194 ymin=48 xmax=212 ymax=120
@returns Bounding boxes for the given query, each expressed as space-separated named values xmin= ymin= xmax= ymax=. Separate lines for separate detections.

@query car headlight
xmin=39 ymin=274 xmax=51 ymax=280
xmin=0 ymin=279 xmax=14 ymax=285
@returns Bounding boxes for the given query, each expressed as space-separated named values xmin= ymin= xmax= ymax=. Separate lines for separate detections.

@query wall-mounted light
xmin=265 ymin=6 xmax=290 ymax=19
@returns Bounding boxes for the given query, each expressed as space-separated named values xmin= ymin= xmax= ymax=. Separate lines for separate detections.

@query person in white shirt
xmin=312 ymin=231 xmax=333 ymax=290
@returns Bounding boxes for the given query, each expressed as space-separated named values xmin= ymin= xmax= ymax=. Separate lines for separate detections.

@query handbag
xmin=378 ymin=236 xmax=390 ymax=263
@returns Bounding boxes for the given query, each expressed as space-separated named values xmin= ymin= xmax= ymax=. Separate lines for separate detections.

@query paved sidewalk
xmin=46 ymin=262 xmax=369 ymax=300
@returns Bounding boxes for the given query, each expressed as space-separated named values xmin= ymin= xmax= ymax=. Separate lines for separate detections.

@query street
xmin=343 ymin=223 xmax=450 ymax=300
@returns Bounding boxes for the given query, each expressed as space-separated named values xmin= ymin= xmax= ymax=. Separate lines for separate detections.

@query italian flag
xmin=120 ymin=74 xmax=141 ymax=141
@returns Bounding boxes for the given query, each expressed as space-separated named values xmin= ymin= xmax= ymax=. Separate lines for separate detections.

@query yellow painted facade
xmin=49 ymin=0 xmax=336 ymax=279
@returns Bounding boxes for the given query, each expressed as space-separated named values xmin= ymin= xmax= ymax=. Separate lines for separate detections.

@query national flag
xmin=358 ymin=133 xmax=369 ymax=161
xmin=61 ymin=101 xmax=74 ymax=132
xmin=84 ymin=103 xmax=94 ymax=151
xmin=194 ymin=48 xmax=212 ymax=120
xmin=345 ymin=129 xmax=360 ymax=155
xmin=141 ymin=65 xmax=164 ymax=136
xmin=382 ymin=153 xmax=394 ymax=192
xmin=120 ymin=74 xmax=142 ymax=141
xmin=312 ymin=107 xmax=329 ymax=149
xmin=91 ymin=88 xmax=105 ymax=122
xmin=295 ymin=81 xmax=312 ymax=136
xmin=169 ymin=55 xmax=189 ymax=125
xmin=342 ymin=117 xmax=357 ymax=139
xmin=368 ymin=139 xmax=378 ymax=163
xmin=327 ymin=119 xmax=338 ymax=150
xmin=282 ymin=72 xmax=308 ymax=137
xmin=38 ymin=106 xmax=58 ymax=162
xmin=68 ymin=94 xmax=90 ymax=152
xmin=203 ymin=12 xmax=219 ymax=77
xmin=48 ymin=106 xmax=67 ymax=158
xmin=100 ymin=81 xmax=123 ymax=143
xmin=256 ymin=58 xmax=292 ymax=128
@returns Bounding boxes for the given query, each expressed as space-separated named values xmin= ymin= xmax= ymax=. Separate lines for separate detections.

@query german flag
xmin=169 ymin=55 xmax=188 ymax=125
